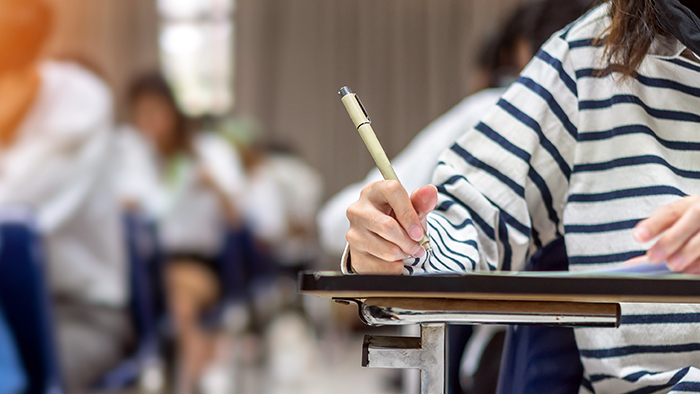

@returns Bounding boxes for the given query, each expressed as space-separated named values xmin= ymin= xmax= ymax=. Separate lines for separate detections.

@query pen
xmin=338 ymin=86 xmax=432 ymax=254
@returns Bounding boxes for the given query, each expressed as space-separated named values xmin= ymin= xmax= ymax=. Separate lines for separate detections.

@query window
xmin=158 ymin=0 xmax=234 ymax=116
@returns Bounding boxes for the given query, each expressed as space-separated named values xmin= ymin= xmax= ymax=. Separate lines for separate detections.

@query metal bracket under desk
xmin=341 ymin=297 xmax=620 ymax=394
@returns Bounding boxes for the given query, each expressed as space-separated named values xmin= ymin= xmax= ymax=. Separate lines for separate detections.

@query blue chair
xmin=94 ymin=213 xmax=165 ymax=391
xmin=496 ymin=237 xmax=584 ymax=394
xmin=200 ymin=226 xmax=248 ymax=328
xmin=202 ymin=224 xmax=277 ymax=329
xmin=0 ymin=210 xmax=63 ymax=394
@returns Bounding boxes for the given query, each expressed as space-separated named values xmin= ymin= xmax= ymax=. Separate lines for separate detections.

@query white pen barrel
xmin=340 ymin=93 xmax=399 ymax=182
xmin=357 ymin=123 xmax=399 ymax=181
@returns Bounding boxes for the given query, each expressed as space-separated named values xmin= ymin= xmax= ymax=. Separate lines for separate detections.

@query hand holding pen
xmin=339 ymin=86 xmax=438 ymax=274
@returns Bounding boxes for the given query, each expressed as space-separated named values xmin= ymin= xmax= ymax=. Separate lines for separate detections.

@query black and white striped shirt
xmin=412 ymin=4 xmax=700 ymax=393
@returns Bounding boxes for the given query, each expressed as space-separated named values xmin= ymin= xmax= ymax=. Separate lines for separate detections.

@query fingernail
xmin=648 ymin=246 xmax=665 ymax=263
xmin=413 ymin=246 xmax=426 ymax=258
xmin=633 ymin=226 xmax=650 ymax=242
xmin=668 ymin=255 xmax=684 ymax=270
xmin=408 ymin=224 xmax=424 ymax=242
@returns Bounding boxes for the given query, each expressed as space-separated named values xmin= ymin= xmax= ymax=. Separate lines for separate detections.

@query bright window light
xmin=158 ymin=0 xmax=235 ymax=116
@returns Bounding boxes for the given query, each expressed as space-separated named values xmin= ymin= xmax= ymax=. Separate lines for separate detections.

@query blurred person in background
xmin=222 ymin=120 xmax=287 ymax=256
xmin=247 ymin=141 xmax=324 ymax=276
xmin=0 ymin=0 xmax=132 ymax=391
xmin=118 ymin=72 xmax=246 ymax=394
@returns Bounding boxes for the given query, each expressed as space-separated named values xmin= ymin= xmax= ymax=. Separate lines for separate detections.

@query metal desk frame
xmin=300 ymin=271 xmax=700 ymax=394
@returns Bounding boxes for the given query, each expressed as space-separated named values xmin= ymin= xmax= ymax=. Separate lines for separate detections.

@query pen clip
xmin=354 ymin=94 xmax=371 ymax=124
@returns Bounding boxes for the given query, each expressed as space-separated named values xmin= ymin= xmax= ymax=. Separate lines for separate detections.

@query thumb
xmin=410 ymin=185 xmax=438 ymax=223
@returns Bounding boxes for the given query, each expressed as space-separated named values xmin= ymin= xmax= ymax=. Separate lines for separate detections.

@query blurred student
xmin=249 ymin=142 xmax=324 ymax=273
xmin=119 ymin=73 xmax=246 ymax=394
xmin=0 ymin=0 xmax=132 ymax=391
xmin=317 ymin=0 xmax=592 ymax=258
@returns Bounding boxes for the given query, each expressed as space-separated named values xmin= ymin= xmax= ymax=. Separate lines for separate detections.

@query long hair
xmin=0 ymin=0 xmax=53 ymax=71
xmin=127 ymin=72 xmax=191 ymax=152
xmin=600 ymin=0 xmax=666 ymax=77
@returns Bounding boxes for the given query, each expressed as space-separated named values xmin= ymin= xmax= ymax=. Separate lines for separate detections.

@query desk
xmin=299 ymin=271 xmax=700 ymax=394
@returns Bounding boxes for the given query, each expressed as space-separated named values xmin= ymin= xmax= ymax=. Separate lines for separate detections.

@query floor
xmin=193 ymin=297 xmax=403 ymax=394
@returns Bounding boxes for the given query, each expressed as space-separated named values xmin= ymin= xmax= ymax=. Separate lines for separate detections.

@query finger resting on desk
xmin=348 ymin=247 xmax=404 ymax=275
xmin=665 ymin=231 xmax=700 ymax=272
xmin=625 ymin=255 xmax=649 ymax=266
xmin=635 ymin=197 xmax=697 ymax=243
xmin=646 ymin=202 xmax=700 ymax=264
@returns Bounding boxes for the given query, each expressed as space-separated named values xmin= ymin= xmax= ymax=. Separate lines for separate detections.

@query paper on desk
xmin=571 ymin=261 xmax=673 ymax=276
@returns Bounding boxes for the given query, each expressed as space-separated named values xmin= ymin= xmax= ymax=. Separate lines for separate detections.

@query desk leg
xmin=362 ymin=323 xmax=446 ymax=394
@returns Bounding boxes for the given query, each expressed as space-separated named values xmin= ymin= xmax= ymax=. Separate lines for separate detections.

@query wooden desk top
xmin=299 ymin=271 xmax=700 ymax=304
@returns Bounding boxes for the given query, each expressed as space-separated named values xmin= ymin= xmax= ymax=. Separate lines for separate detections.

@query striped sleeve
xmin=407 ymin=33 xmax=579 ymax=274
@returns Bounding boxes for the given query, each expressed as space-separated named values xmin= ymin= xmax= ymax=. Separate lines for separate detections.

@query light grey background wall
xmin=234 ymin=0 xmax=528 ymax=197
xmin=43 ymin=0 xmax=527 ymax=198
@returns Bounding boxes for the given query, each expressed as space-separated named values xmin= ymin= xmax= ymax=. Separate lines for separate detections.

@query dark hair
xmin=128 ymin=72 xmax=190 ymax=149
xmin=0 ymin=0 xmax=53 ymax=70
xmin=525 ymin=0 xmax=597 ymax=52
xmin=600 ymin=0 xmax=667 ymax=78
xmin=481 ymin=0 xmax=594 ymax=87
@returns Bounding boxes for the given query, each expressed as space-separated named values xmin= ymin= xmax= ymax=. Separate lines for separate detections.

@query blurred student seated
xmin=0 ymin=0 xmax=133 ymax=392
xmin=221 ymin=120 xmax=324 ymax=276
xmin=116 ymin=72 xmax=246 ymax=394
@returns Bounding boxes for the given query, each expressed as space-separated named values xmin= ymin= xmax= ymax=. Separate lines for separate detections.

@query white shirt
xmin=239 ymin=158 xmax=288 ymax=246
xmin=317 ymin=88 xmax=505 ymax=256
xmin=0 ymin=61 xmax=127 ymax=307
xmin=117 ymin=129 xmax=246 ymax=256
xmin=266 ymin=153 xmax=324 ymax=265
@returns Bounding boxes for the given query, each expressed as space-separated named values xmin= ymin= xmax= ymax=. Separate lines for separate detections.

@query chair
xmin=200 ymin=226 xmax=249 ymax=329
xmin=496 ymin=237 xmax=584 ymax=394
xmin=94 ymin=213 xmax=165 ymax=392
xmin=0 ymin=209 xmax=63 ymax=394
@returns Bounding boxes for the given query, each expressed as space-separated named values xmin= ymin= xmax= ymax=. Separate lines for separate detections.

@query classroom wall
xmin=43 ymin=0 xmax=160 ymax=119
xmin=234 ymin=0 xmax=527 ymax=198
xmin=43 ymin=0 xmax=527 ymax=198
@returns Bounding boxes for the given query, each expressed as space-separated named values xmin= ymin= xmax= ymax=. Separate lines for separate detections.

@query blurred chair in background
xmin=94 ymin=212 xmax=167 ymax=393
xmin=117 ymin=72 xmax=247 ymax=394
xmin=0 ymin=211 xmax=51 ymax=394
xmin=0 ymin=306 xmax=26 ymax=394
xmin=0 ymin=0 xmax=133 ymax=392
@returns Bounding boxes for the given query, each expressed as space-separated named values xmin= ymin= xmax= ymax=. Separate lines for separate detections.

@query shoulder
xmin=35 ymin=61 xmax=113 ymax=131
xmin=559 ymin=3 xmax=610 ymax=43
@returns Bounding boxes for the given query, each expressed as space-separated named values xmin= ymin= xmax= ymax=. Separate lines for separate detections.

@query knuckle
xmin=345 ymin=228 xmax=361 ymax=246
xmin=690 ymin=204 xmax=700 ymax=218
xmin=360 ymin=181 xmax=381 ymax=198
xmin=376 ymin=215 xmax=396 ymax=235
xmin=346 ymin=203 xmax=360 ymax=221
xmin=385 ymin=180 xmax=402 ymax=193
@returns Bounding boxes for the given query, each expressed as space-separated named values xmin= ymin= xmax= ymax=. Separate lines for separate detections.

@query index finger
xmin=633 ymin=197 xmax=696 ymax=243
